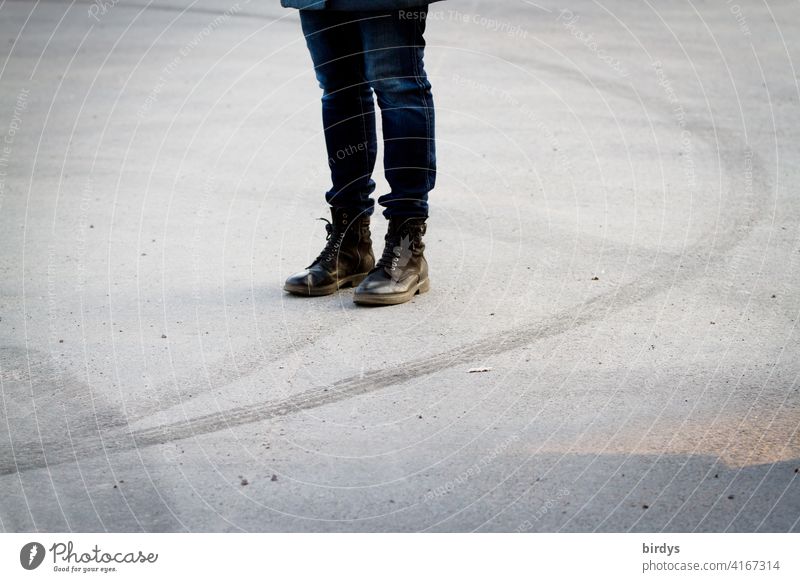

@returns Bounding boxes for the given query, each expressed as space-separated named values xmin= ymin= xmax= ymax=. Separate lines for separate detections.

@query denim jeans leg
xmin=300 ymin=10 xmax=378 ymax=216
xmin=359 ymin=8 xmax=435 ymax=218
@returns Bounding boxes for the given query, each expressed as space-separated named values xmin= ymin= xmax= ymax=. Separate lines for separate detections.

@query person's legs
xmin=288 ymin=7 xmax=435 ymax=303
xmin=357 ymin=8 xmax=435 ymax=218
xmin=299 ymin=10 xmax=378 ymax=216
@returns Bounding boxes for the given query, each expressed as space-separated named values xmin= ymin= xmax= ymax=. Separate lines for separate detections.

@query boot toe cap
xmin=284 ymin=269 xmax=314 ymax=288
xmin=355 ymin=271 xmax=407 ymax=295
xmin=284 ymin=268 xmax=333 ymax=295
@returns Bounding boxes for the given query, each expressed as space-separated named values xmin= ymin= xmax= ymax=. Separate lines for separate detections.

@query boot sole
xmin=353 ymin=277 xmax=430 ymax=306
xmin=284 ymin=272 xmax=369 ymax=297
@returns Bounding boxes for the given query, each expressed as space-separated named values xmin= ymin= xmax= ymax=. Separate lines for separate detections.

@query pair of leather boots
xmin=284 ymin=208 xmax=429 ymax=306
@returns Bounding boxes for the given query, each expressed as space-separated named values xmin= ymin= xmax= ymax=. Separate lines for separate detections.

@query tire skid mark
xmin=0 ymin=75 xmax=772 ymax=476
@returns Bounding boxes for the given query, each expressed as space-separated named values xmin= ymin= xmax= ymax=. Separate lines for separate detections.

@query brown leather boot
xmin=353 ymin=217 xmax=429 ymax=306
xmin=284 ymin=208 xmax=374 ymax=297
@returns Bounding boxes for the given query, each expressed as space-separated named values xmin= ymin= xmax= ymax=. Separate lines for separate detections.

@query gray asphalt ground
xmin=1 ymin=0 xmax=799 ymax=532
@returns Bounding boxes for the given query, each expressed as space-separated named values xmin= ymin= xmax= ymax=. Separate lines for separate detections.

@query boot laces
xmin=376 ymin=232 xmax=414 ymax=274
xmin=311 ymin=218 xmax=346 ymax=268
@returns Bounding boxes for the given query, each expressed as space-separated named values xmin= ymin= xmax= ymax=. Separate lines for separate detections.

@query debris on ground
xmin=467 ymin=367 xmax=492 ymax=373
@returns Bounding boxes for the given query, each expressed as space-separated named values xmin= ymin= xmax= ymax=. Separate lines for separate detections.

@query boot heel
xmin=417 ymin=278 xmax=431 ymax=294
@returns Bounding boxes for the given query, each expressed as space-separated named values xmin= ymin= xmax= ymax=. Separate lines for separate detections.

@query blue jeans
xmin=300 ymin=8 xmax=436 ymax=218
